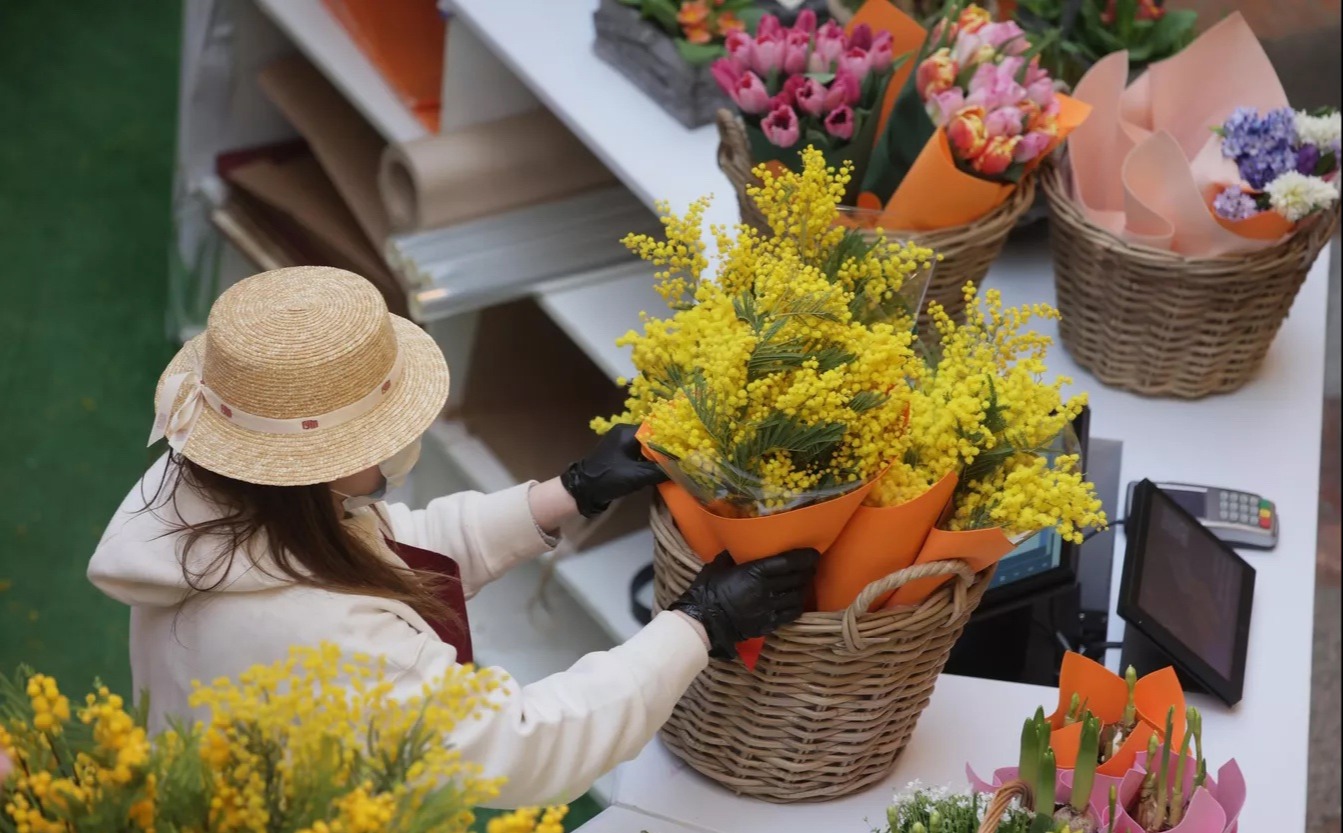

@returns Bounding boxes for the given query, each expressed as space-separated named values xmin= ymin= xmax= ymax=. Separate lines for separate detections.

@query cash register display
xmin=1162 ymin=488 xmax=1205 ymax=516
xmin=990 ymin=529 xmax=1062 ymax=589
xmin=1135 ymin=495 xmax=1245 ymax=678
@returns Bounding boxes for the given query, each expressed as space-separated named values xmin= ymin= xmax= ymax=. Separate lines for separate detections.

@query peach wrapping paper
xmin=1065 ymin=13 xmax=1291 ymax=256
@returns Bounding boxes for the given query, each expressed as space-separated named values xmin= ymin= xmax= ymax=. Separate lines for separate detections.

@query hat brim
xmin=158 ymin=315 xmax=449 ymax=486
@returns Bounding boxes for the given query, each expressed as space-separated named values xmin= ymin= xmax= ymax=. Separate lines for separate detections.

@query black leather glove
xmin=670 ymin=549 xmax=820 ymax=660
xmin=561 ymin=424 xmax=667 ymax=518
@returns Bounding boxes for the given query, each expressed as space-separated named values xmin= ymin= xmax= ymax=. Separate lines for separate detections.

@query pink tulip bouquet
xmin=860 ymin=3 xmax=1073 ymax=206
xmin=921 ymin=8 xmax=1059 ymax=179
xmin=710 ymin=9 xmax=905 ymax=190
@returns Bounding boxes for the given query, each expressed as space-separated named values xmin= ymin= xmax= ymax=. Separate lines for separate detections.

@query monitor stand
xmin=1119 ymin=626 xmax=1209 ymax=696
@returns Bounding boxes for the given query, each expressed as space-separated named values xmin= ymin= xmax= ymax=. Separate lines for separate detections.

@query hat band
xmin=147 ymin=350 xmax=405 ymax=452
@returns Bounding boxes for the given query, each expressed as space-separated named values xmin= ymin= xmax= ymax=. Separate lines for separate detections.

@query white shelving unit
xmin=252 ymin=0 xmax=428 ymax=144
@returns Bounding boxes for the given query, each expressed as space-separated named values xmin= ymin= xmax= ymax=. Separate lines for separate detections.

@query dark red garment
xmin=384 ymin=538 xmax=473 ymax=664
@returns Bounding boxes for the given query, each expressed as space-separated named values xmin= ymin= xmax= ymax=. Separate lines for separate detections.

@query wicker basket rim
xmin=1041 ymin=160 xmax=1339 ymax=266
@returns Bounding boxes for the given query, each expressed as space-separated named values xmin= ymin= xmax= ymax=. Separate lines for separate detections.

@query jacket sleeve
xmin=362 ymin=606 xmax=708 ymax=808
xmin=382 ymin=483 xmax=556 ymax=599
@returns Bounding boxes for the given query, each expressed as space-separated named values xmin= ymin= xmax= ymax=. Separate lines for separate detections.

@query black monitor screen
xmin=1135 ymin=496 xmax=1246 ymax=677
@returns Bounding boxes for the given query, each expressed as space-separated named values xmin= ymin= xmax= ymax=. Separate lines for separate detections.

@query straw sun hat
xmin=149 ymin=266 xmax=449 ymax=486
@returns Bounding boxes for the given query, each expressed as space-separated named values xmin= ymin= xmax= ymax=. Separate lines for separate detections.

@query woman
xmin=88 ymin=267 xmax=816 ymax=807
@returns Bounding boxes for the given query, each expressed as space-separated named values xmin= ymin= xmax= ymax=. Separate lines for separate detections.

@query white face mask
xmin=333 ymin=438 xmax=422 ymax=513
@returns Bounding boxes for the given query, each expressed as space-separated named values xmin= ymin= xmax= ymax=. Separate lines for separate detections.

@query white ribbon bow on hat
xmin=146 ymin=351 xmax=406 ymax=451
xmin=147 ymin=370 xmax=207 ymax=452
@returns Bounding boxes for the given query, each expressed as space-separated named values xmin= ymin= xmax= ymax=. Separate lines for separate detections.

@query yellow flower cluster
xmin=0 ymin=645 xmax=568 ymax=833
xmin=598 ymin=147 xmax=1104 ymax=539
xmin=595 ymin=147 xmax=936 ymax=514
xmin=488 ymin=805 xmax=569 ymax=833
xmin=871 ymin=284 xmax=1106 ymax=541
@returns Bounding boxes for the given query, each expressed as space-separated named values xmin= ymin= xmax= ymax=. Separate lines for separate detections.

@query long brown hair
xmin=145 ymin=451 xmax=450 ymax=621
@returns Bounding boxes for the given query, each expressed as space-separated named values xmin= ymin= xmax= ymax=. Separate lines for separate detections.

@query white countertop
xmin=450 ymin=1 xmax=1328 ymax=830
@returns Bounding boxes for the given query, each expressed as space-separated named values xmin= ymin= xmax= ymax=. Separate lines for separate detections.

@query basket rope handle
xmin=839 ymin=559 xmax=977 ymax=652
xmin=976 ymin=780 xmax=1036 ymax=833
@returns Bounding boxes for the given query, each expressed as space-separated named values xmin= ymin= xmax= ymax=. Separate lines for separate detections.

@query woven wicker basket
xmin=716 ymin=111 xmax=1036 ymax=325
xmin=977 ymin=781 xmax=1035 ymax=833
xmin=650 ymin=498 xmax=994 ymax=802
xmin=1041 ymin=162 xmax=1341 ymax=398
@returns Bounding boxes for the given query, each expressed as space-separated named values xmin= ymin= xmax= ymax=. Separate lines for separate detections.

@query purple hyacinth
xmin=1240 ymin=151 xmax=1295 ymax=189
xmin=1297 ymin=143 xmax=1322 ymax=175
xmin=1213 ymin=186 xmax=1260 ymax=221
xmin=1219 ymin=107 xmax=1297 ymax=189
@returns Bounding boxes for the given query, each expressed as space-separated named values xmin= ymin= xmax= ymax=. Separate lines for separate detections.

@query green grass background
xmin=0 ymin=1 xmax=598 ymax=826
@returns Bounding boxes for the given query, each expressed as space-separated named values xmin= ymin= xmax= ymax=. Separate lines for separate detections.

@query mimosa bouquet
xmin=596 ymin=148 xmax=1104 ymax=663
xmin=967 ymin=655 xmax=1245 ymax=833
xmin=0 ymin=645 xmax=566 ymax=833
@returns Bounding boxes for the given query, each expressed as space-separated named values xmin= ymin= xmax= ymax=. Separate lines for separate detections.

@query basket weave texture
xmin=651 ymin=499 xmax=994 ymax=802
xmin=715 ymin=110 xmax=1035 ymax=326
xmin=976 ymin=780 xmax=1035 ymax=833
xmin=1042 ymin=162 xmax=1341 ymax=398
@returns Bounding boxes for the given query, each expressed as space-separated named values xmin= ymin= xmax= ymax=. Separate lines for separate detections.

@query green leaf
xmin=859 ymin=71 xmax=938 ymax=204
xmin=1136 ymin=9 xmax=1198 ymax=63
xmin=805 ymin=126 xmax=833 ymax=149
xmin=806 ymin=71 xmax=838 ymax=84
xmin=675 ymin=38 xmax=726 ymax=66
xmin=848 ymin=390 xmax=888 ymax=413
xmin=1315 ymin=150 xmax=1338 ymax=177
xmin=643 ymin=0 xmax=680 ymax=33
xmin=737 ymin=6 xmax=766 ymax=32
xmin=1114 ymin=0 xmax=1137 ymax=43
xmin=835 ymin=67 xmax=896 ymax=199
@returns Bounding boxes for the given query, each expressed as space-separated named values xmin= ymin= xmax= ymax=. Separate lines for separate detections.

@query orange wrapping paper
xmin=818 ymin=472 xmax=958 ymax=611
xmin=655 ymin=478 xmax=878 ymax=564
xmin=1206 ymin=184 xmax=1295 ymax=240
xmin=1047 ymin=652 xmax=1186 ymax=777
xmin=888 ymin=524 xmax=1018 ymax=606
xmin=876 ymin=95 xmax=1091 ymax=230
xmin=639 ymin=426 xmax=1025 ymax=664
xmin=322 ymin=0 xmax=445 ymax=133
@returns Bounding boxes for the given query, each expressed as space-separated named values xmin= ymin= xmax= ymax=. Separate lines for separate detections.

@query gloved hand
xmin=561 ymin=424 xmax=667 ymax=518
xmin=670 ymin=549 xmax=820 ymax=660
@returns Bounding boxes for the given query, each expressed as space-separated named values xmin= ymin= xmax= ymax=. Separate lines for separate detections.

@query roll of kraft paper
xmin=379 ymin=109 xmax=616 ymax=233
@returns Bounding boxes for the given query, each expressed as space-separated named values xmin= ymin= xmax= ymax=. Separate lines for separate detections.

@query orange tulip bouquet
xmin=595 ymin=148 xmax=1106 ymax=665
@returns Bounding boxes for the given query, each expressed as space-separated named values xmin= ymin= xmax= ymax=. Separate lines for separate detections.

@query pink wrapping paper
xmin=1066 ymin=14 xmax=1292 ymax=256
